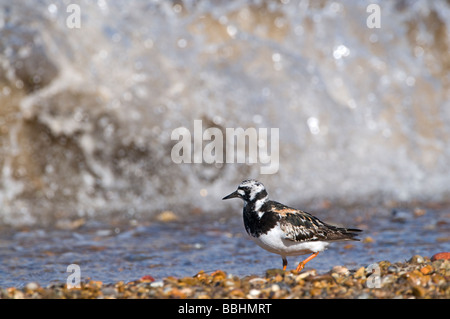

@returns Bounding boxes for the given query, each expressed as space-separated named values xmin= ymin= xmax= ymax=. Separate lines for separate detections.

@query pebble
xmin=1 ymin=254 xmax=448 ymax=299
xmin=362 ymin=236 xmax=374 ymax=243
xmin=354 ymin=267 xmax=365 ymax=278
xmin=156 ymin=210 xmax=178 ymax=222
xmin=294 ymin=269 xmax=317 ymax=280
xmin=248 ymin=289 xmax=261 ymax=297
xmin=409 ymin=255 xmax=425 ymax=264
xmin=248 ymin=277 xmax=267 ymax=285
xmin=265 ymin=268 xmax=284 ymax=277
xmin=271 ymin=284 xmax=280 ymax=292
xmin=387 ymin=265 xmax=399 ymax=273
xmin=140 ymin=275 xmax=155 ymax=282
xmin=357 ymin=292 xmax=371 ymax=299
xmin=25 ymin=282 xmax=40 ymax=291
xmin=431 ymin=252 xmax=450 ymax=261
xmin=420 ymin=265 xmax=433 ymax=275
xmin=150 ymin=281 xmax=164 ymax=288
xmin=381 ymin=274 xmax=395 ymax=286
xmin=412 ymin=285 xmax=426 ymax=298
xmin=413 ymin=208 xmax=426 ymax=217
xmin=332 ymin=265 xmax=350 ymax=276
xmin=101 ymin=287 xmax=117 ymax=297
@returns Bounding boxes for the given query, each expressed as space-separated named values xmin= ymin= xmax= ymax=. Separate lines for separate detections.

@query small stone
xmin=409 ymin=255 xmax=424 ymax=264
xmin=25 ymin=282 xmax=40 ymax=291
xmin=431 ymin=252 xmax=450 ymax=261
xmin=265 ymin=268 xmax=284 ymax=277
xmin=354 ymin=267 xmax=365 ymax=278
xmin=248 ymin=289 xmax=260 ymax=298
xmin=381 ymin=274 xmax=395 ymax=286
xmin=150 ymin=281 xmax=164 ymax=288
xmin=168 ymin=288 xmax=187 ymax=299
xmin=271 ymin=284 xmax=280 ymax=292
xmin=274 ymin=274 xmax=284 ymax=282
xmin=294 ymin=269 xmax=316 ymax=281
xmin=432 ymin=274 xmax=446 ymax=285
xmin=332 ymin=265 xmax=349 ymax=276
xmin=180 ymin=277 xmax=198 ymax=286
xmin=140 ymin=275 xmax=155 ymax=282
xmin=156 ymin=210 xmax=178 ymax=222
xmin=224 ymin=280 xmax=235 ymax=287
xmin=357 ymin=292 xmax=371 ymax=299
xmin=387 ymin=265 xmax=399 ymax=273
xmin=88 ymin=280 xmax=103 ymax=288
xmin=229 ymin=289 xmax=245 ymax=298
xmin=211 ymin=270 xmax=227 ymax=282
xmin=412 ymin=285 xmax=426 ymax=298
xmin=406 ymin=270 xmax=424 ymax=286
xmin=362 ymin=236 xmax=374 ymax=243
xmin=413 ymin=208 xmax=426 ymax=217
xmin=12 ymin=290 xmax=25 ymax=299
xmin=248 ymin=277 xmax=266 ymax=285
xmin=310 ymin=287 xmax=322 ymax=297
xmin=420 ymin=265 xmax=433 ymax=275
xmin=55 ymin=218 xmax=86 ymax=230
xmin=101 ymin=287 xmax=117 ymax=297
xmin=180 ymin=287 xmax=193 ymax=296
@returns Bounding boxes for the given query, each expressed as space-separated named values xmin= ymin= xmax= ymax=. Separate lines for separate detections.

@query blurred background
xmin=1 ymin=0 xmax=450 ymax=225
xmin=0 ymin=0 xmax=449 ymax=286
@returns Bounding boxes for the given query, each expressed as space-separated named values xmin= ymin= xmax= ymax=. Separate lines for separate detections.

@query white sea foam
xmin=0 ymin=0 xmax=449 ymax=225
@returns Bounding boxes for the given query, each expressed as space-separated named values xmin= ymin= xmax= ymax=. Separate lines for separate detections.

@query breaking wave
xmin=1 ymin=0 xmax=449 ymax=225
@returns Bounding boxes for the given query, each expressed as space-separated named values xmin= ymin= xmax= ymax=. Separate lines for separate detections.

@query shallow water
xmin=0 ymin=206 xmax=448 ymax=288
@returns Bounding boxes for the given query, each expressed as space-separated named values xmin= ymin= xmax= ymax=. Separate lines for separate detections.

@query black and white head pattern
xmin=236 ymin=179 xmax=268 ymax=209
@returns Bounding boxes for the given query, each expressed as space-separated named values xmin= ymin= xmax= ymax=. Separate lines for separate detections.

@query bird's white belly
xmin=250 ymin=225 xmax=329 ymax=257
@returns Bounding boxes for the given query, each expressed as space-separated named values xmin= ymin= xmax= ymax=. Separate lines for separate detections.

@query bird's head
xmin=222 ymin=179 xmax=268 ymax=204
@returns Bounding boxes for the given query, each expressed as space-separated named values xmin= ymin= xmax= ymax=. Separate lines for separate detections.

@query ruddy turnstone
xmin=223 ymin=179 xmax=362 ymax=272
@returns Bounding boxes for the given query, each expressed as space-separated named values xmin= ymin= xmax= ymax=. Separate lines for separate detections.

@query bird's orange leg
xmin=296 ymin=252 xmax=319 ymax=272
xmin=282 ymin=257 xmax=287 ymax=271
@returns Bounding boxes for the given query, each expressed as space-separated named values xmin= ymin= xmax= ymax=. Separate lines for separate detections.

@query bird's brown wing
xmin=268 ymin=201 xmax=362 ymax=242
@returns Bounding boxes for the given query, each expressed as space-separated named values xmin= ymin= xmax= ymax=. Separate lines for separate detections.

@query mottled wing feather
xmin=269 ymin=201 xmax=362 ymax=242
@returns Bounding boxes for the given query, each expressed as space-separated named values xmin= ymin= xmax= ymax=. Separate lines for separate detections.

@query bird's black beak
xmin=222 ymin=190 xmax=240 ymax=200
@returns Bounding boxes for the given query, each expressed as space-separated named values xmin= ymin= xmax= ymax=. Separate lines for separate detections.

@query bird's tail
xmin=341 ymin=227 xmax=363 ymax=241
